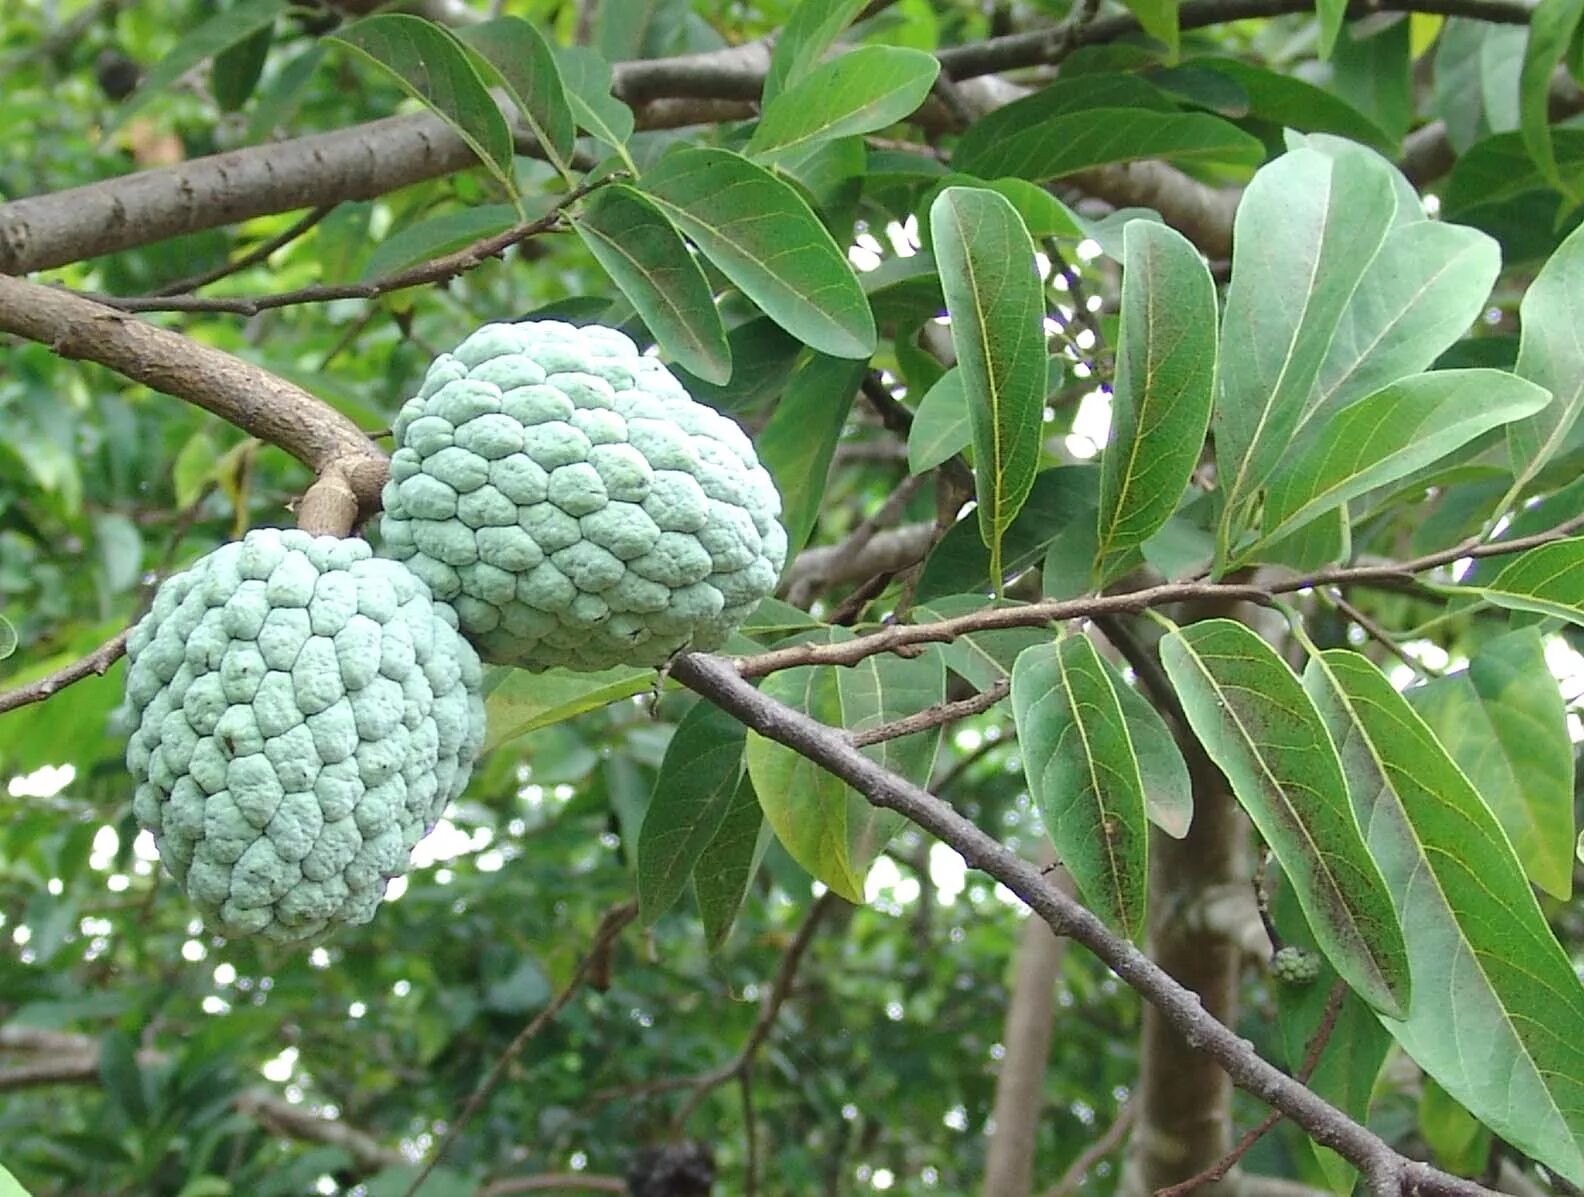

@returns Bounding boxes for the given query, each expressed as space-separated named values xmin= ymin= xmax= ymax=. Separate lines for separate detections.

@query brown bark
xmin=0 ymin=273 xmax=387 ymax=533
xmin=981 ymin=869 xmax=1077 ymax=1197
xmin=1132 ymin=773 xmax=1250 ymax=1195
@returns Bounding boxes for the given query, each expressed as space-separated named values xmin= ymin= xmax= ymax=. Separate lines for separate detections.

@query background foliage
xmin=3 ymin=1 xmax=1584 ymax=1196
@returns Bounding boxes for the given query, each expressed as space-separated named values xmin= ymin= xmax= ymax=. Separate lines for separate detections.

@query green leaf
xmin=747 ymin=630 xmax=943 ymax=901
xmin=1329 ymin=18 xmax=1412 ymax=142
xmin=1214 ymin=147 xmax=1399 ymax=557
xmin=671 ymin=317 xmax=804 ymax=413
xmin=763 ymin=0 xmax=870 ymax=103
xmin=642 ymin=148 xmax=876 ymax=359
xmin=748 ymin=46 xmax=939 ymax=159
xmin=956 ymin=74 xmax=1178 ymax=163
xmin=1269 ymin=880 xmax=1391 ymax=1193
xmin=329 ymin=15 xmax=516 ymax=197
xmin=1520 ymin=0 xmax=1584 ymax=197
xmin=695 ymin=777 xmax=772 ymax=950
xmin=1012 ymin=636 xmax=1150 ymax=938
xmin=571 ymin=185 xmax=732 ymax=384
xmin=172 ymin=430 xmax=218 ymax=510
xmin=1509 ymin=219 xmax=1584 ymax=495
xmin=1248 ymin=371 xmax=1551 ymax=558
xmin=1196 ymin=58 xmax=1393 ymax=148
xmin=93 ymin=513 xmax=142 ymax=595
xmin=956 ymin=82 xmax=1264 ymax=181
xmin=0 ymin=1163 xmax=34 ymax=1197
xmin=112 ymin=0 xmax=285 ymax=129
xmin=1302 ymin=650 xmax=1584 ymax=1186
xmin=1420 ymin=1077 xmax=1493 ymax=1176
xmin=747 ymin=655 xmax=860 ymax=899
xmin=1159 ymin=621 xmax=1410 ymax=1017
xmin=245 ymin=43 xmax=324 ymax=142
xmin=1316 ymin=0 xmax=1347 ymax=57
xmin=637 ymin=702 xmax=748 ymax=924
xmin=362 ymin=203 xmax=521 ymax=281
xmin=1095 ymin=221 xmax=1217 ymax=572
xmin=212 ymin=22 xmax=273 ymax=112
xmin=839 ymin=641 xmax=946 ymax=797
xmin=1480 ymin=537 xmax=1584 ymax=624
xmin=917 ymin=467 xmax=1099 ymax=602
xmin=757 ymin=354 xmax=863 ymax=553
xmin=483 ymin=665 xmax=652 ymax=749
xmin=1302 ymin=221 xmax=1502 ymax=431
xmin=0 ymin=614 xmax=15 ymax=662
xmin=929 ymin=186 xmax=1046 ymax=590
xmin=1408 ymin=629 xmax=1575 ymax=899
xmin=99 ymin=1031 xmax=147 ymax=1125
xmin=555 ymin=45 xmax=634 ymax=152
xmin=907 ymin=367 xmax=970 ymax=474
xmin=1104 ymin=658 xmax=1193 ymax=838
xmin=457 ymin=17 xmax=577 ymax=175
xmin=1124 ymin=0 xmax=1179 ymax=57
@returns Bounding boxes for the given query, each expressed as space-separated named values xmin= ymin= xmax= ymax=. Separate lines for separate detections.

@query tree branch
xmin=479 ymin=1176 xmax=626 ymax=1195
xmin=0 ymin=273 xmax=387 ymax=534
xmin=90 ymin=177 xmax=610 ymax=315
xmin=670 ymin=891 xmax=839 ymax=1129
xmin=667 ymin=652 xmax=1502 ymax=1197
xmin=850 ymin=679 xmax=1009 ymax=747
xmin=734 ymin=513 xmax=1584 ymax=678
xmin=151 ymin=204 xmax=337 ymax=297
xmin=0 ymin=0 xmax=1543 ymax=276
xmin=0 ymin=629 xmax=131 ymax=716
xmin=1040 ymin=1099 xmax=1136 ymax=1197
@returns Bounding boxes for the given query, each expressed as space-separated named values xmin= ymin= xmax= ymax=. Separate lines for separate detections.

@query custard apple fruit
xmin=378 ymin=321 xmax=788 ymax=671
xmin=1270 ymin=946 xmax=1322 ymax=986
xmin=123 ymin=528 xmax=486 ymax=943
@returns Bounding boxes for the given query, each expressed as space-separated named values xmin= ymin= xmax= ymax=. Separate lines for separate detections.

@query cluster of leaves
xmin=4 ymin=0 xmax=1584 ymax=1195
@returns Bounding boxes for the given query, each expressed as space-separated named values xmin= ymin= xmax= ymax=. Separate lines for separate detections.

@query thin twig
xmin=92 ymin=178 xmax=613 ymax=316
xmin=1042 ymin=1099 xmax=1137 ymax=1197
xmin=152 ymin=205 xmax=337 ymax=296
xmin=669 ymin=892 xmax=839 ymax=1131
xmin=850 ymin=679 xmax=1010 ymax=747
xmin=1325 ymin=590 xmax=1442 ymax=678
xmin=401 ymin=901 xmax=638 ymax=1197
xmin=479 ymin=1176 xmax=625 ymax=1195
xmin=0 ymin=630 xmax=131 ymax=716
xmin=733 ymin=512 xmax=1584 ymax=679
xmin=1154 ymin=982 xmax=1349 ymax=1197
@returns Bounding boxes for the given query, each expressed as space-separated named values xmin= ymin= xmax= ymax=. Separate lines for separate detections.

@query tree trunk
xmin=981 ymin=867 xmax=1075 ymax=1197
xmin=1126 ymin=769 xmax=1249 ymax=1194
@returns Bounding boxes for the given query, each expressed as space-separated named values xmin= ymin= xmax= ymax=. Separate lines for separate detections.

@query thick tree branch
xmin=0 ymin=0 xmax=1542 ymax=276
xmin=0 ymin=273 xmax=387 ymax=533
xmin=0 ymin=113 xmax=478 ymax=276
xmin=668 ymin=652 xmax=1501 ymax=1197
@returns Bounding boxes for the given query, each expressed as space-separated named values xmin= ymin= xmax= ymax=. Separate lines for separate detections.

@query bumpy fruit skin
xmin=378 ymin=321 xmax=788 ymax=672
xmin=123 ymin=528 xmax=486 ymax=943
xmin=1271 ymin=946 xmax=1322 ymax=986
